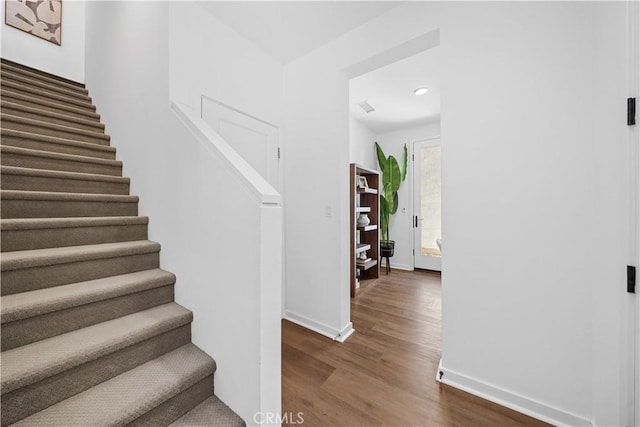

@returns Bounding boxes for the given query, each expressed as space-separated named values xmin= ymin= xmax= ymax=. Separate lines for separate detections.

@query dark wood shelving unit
xmin=350 ymin=163 xmax=380 ymax=297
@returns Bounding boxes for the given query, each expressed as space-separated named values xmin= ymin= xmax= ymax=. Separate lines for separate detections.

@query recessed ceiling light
xmin=414 ymin=87 xmax=429 ymax=96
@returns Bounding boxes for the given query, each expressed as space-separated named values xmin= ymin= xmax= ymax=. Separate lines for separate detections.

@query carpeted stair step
xmin=1 ymin=146 xmax=121 ymax=175
xmin=1 ymin=59 xmax=87 ymax=93
xmin=1 ymin=114 xmax=110 ymax=145
xmin=1 ymin=240 xmax=159 ymax=295
xmin=1 ymin=166 xmax=130 ymax=195
xmin=1 ymin=165 xmax=128 ymax=194
xmin=1 ymin=79 xmax=95 ymax=111
xmin=1 ymin=69 xmax=91 ymax=102
xmin=1 ymin=100 xmax=105 ymax=132
xmin=1 ymin=216 xmax=149 ymax=251
xmin=1 ymin=89 xmax=100 ymax=122
xmin=8 ymin=343 xmax=215 ymax=426
xmin=1 ymin=269 xmax=176 ymax=350
xmin=170 ymin=395 xmax=246 ymax=427
xmin=1 ymin=304 xmax=194 ymax=425
xmin=0 ymin=64 xmax=89 ymax=97
xmin=1 ymin=190 xmax=137 ymax=219
xmin=0 ymin=129 xmax=115 ymax=160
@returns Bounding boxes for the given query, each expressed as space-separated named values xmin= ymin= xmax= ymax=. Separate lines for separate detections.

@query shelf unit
xmin=350 ymin=163 xmax=380 ymax=297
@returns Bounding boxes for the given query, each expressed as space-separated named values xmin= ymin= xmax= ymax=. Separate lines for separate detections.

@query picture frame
xmin=357 ymin=175 xmax=369 ymax=189
xmin=5 ymin=0 xmax=62 ymax=46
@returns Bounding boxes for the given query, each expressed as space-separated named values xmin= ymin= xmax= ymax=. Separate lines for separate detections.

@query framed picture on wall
xmin=5 ymin=0 xmax=62 ymax=46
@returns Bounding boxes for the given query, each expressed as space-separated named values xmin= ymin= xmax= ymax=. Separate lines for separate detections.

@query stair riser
xmin=1 ymin=252 xmax=159 ymax=295
xmin=1 ymin=153 xmax=122 ymax=175
xmin=2 ymin=285 xmax=175 ymax=351
xmin=1 ymin=71 xmax=90 ymax=100
xmin=2 ymin=120 xmax=109 ymax=146
xmin=1 ymin=81 xmax=95 ymax=112
xmin=1 ymin=198 xmax=137 ymax=219
xmin=0 ymin=133 xmax=115 ymax=160
xmin=129 ymin=376 xmax=214 ymax=427
xmin=1 ymin=104 xmax=104 ymax=132
xmin=0 ymin=325 xmax=191 ymax=426
xmin=1 ymin=63 xmax=88 ymax=95
xmin=0 ymin=91 xmax=100 ymax=122
xmin=1 ymin=78 xmax=92 ymax=106
xmin=2 ymin=223 xmax=148 ymax=251
xmin=1 ymin=173 xmax=130 ymax=195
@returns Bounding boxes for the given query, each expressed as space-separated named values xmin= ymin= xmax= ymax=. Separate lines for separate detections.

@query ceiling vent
xmin=358 ymin=100 xmax=376 ymax=114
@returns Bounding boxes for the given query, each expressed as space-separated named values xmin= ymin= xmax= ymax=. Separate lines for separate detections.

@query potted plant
xmin=375 ymin=142 xmax=407 ymax=264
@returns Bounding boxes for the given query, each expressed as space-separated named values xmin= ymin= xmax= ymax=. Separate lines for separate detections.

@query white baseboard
xmin=436 ymin=360 xmax=593 ymax=427
xmin=379 ymin=260 xmax=414 ymax=271
xmin=392 ymin=264 xmax=414 ymax=271
xmin=334 ymin=322 xmax=355 ymax=343
xmin=283 ymin=310 xmax=354 ymax=342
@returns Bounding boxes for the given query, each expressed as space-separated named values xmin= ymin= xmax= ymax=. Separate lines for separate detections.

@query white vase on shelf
xmin=356 ymin=214 xmax=370 ymax=227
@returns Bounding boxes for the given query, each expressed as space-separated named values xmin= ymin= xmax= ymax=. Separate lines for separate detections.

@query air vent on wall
xmin=358 ymin=100 xmax=376 ymax=114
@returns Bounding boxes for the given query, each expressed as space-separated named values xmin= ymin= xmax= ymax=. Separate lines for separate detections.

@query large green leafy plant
xmin=375 ymin=142 xmax=408 ymax=242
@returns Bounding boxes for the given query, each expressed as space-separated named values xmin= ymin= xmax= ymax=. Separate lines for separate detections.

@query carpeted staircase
xmin=0 ymin=59 xmax=245 ymax=426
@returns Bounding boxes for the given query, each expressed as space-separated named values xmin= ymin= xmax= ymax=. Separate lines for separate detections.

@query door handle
xmin=414 ymin=216 xmax=424 ymax=227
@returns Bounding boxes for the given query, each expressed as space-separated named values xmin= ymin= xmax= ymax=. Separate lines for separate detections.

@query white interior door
xmin=413 ymin=138 xmax=441 ymax=271
xmin=201 ymin=96 xmax=280 ymax=190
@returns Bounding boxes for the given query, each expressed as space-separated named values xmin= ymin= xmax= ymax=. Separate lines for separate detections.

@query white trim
xmin=170 ymin=101 xmax=281 ymax=206
xmin=628 ymin=1 xmax=640 ymax=425
xmin=380 ymin=259 xmax=414 ymax=272
xmin=436 ymin=360 xmax=593 ymax=427
xmin=284 ymin=310 xmax=353 ymax=342
xmin=334 ymin=322 xmax=355 ymax=343
xmin=200 ymin=95 xmax=279 ymax=129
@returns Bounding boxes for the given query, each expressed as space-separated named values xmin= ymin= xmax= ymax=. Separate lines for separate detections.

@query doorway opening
xmin=347 ymin=44 xmax=441 ymax=281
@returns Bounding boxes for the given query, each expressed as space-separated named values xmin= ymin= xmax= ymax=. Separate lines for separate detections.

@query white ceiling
xmin=349 ymin=46 xmax=440 ymax=134
xmin=198 ymin=1 xmax=401 ymax=64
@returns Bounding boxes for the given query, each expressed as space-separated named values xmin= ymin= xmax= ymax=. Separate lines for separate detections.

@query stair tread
xmin=1 ymin=190 xmax=137 ymax=202
xmin=1 ymin=216 xmax=148 ymax=231
xmin=1 ymin=100 xmax=105 ymax=130
xmin=0 ymin=89 xmax=99 ymax=119
xmin=1 ymin=165 xmax=129 ymax=183
xmin=1 ymin=80 xmax=95 ymax=110
xmin=1 ymin=60 xmax=87 ymax=92
xmin=1 ymin=69 xmax=90 ymax=99
xmin=11 ymin=344 xmax=214 ymax=427
xmin=1 ymin=240 xmax=159 ymax=271
xmin=1 ymin=268 xmax=175 ymax=324
xmin=1 ymin=145 xmax=120 ymax=166
xmin=1 ymin=129 xmax=114 ymax=153
xmin=170 ymin=395 xmax=245 ymax=427
xmin=1 ymin=113 xmax=109 ymax=140
xmin=1 ymin=303 xmax=194 ymax=394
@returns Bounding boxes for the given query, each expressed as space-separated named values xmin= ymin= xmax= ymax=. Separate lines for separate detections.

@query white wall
xmin=84 ymin=2 xmax=281 ymax=424
xmin=169 ymin=2 xmax=283 ymax=127
xmin=284 ymin=2 xmax=632 ymax=425
xmin=374 ymin=122 xmax=440 ymax=271
xmin=349 ymin=116 xmax=377 ymax=169
xmin=0 ymin=0 xmax=85 ymax=82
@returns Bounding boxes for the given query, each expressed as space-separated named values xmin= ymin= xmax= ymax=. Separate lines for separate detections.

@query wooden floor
xmin=282 ymin=269 xmax=549 ymax=427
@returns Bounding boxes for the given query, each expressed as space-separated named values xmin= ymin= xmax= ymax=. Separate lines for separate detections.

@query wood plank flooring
xmin=282 ymin=269 xmax=549 ymax=427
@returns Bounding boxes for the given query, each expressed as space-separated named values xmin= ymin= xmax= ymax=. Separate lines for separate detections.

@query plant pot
xmin=380 ymin=240 xmax=395 ymax=257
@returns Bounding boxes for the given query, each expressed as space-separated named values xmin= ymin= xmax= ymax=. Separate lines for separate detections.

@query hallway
xmin=282 ymin=270 xmax=548 ymax=426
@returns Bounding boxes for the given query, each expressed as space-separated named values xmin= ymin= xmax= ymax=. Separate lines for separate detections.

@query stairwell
xmin=0 ymin=59 xmax=246 ymax=426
